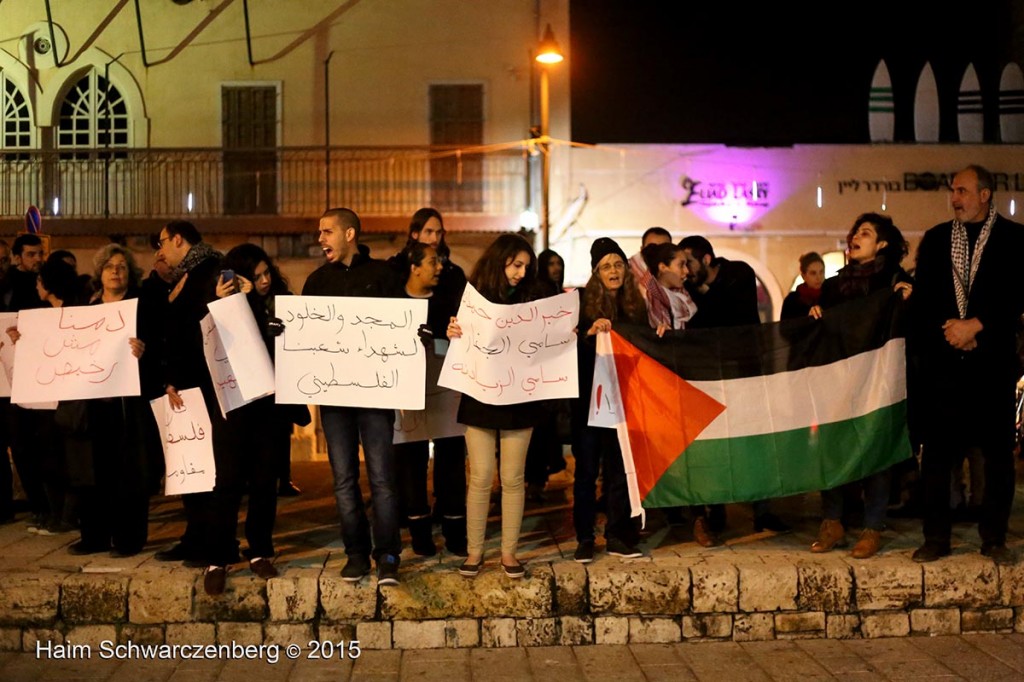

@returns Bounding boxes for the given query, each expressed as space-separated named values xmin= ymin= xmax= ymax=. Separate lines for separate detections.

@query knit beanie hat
xmin=590 ymin=237 xmax=627 ymax=270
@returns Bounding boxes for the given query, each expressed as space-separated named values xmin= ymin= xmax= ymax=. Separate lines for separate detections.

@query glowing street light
xmin=535 ymin=23 xmax=563 ymax=251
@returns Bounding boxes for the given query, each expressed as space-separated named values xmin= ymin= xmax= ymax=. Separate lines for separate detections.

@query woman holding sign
xmin=447 ymin=234 xmax=542 ymax=578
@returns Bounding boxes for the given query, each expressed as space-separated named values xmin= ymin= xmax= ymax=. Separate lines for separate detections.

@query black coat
xmin=686 ymin=257 xmax=760 ymax=329
xmin=302 ymin=244 xmax=402 ymax=298
xmin=164 ymin=252 xmax=221 ymax=397
xmin=910 ymin=214 xmax=1024 ymax=448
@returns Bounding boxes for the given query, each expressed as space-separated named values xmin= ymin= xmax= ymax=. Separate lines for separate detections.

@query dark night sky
xmin=569 ymin=1 xmax=1018 ymax=145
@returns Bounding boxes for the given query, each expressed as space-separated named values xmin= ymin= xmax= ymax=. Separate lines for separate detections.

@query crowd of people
xmin=0 ymin=163 xmax=1021 ymax=595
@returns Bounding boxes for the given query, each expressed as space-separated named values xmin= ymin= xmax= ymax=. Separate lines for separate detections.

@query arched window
xmin=57 ymin=70 xmax=128 ymax=153
xmin=1 ymin=71 xmax=32 ymax=150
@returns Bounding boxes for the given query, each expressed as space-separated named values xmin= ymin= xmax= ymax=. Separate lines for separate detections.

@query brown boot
xmin=850 ymin=529 xmax=882 ymax=559
xmin=693 ymin=517 xmax=719 ymax=547
xmin=810 ymin=519 xmax=846 ymax=553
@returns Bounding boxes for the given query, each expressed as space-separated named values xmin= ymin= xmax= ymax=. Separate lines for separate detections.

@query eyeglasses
xmin=597 ymin=261 xmax=626 ymax=273
xmin=154 ymin=236 xmax=171 ymax=248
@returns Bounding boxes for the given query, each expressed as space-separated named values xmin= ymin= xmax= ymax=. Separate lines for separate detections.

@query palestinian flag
xmin=589 ymin=289 xmax=911 ymax=515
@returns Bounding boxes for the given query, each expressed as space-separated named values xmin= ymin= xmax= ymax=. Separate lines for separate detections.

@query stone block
xmin=23 ymin=629 xmax=62 ymax=653
xmin=61 ymin=574 xmax=129 ymax=624
xmin=962 ymin=608 xmax=1014 ymax=633
xmin=0 ymin=627 xmax=22 ymax=651
xmin=516 ymin=618 xmax=558 ymax=647
xmin=128 ymin=570 xmax=194 ymax=624
xmin=558 ymin=616 xmax=594 ymax=646
xmin=910 ymin=608 xmax=960 ymax=635
xmin=444 ymin=619 xmax=479 ymax=648
xmin=65 ymin=624 xmax=117 ymax=648
xmin=216 ymin=622 xmax=263 ymax=646
xmin=356 ymin=621 xmax=392 ymax=649
xmin=924 ymin=555 xmax=999 ymax=608
xmin=588 ymin=561 xmax=690 ymax=615
xmin=594 ymin=616 xmax=628 ymax=644
xmin=732 ymin=613 xmax=774 ymax=641
xmin=1016 ymin=608 xmax=1024 ymax=633
xmin=774 ymin=611 xmax=826 ymax=638
xmin=682 ymin=614 xmax=732 ymax=640
xmin=860 ymin=611 xmax=910 ymax=638
xmin=317 ymin=623 xmax=356 ymax=645
xmin=166 ymin=623 xmax=216 ymax=646
xmin=690 ymin=562 xmax=738 ymax=613
xmin=381 ymin=565 xmax=553 ymax=619
xmin=826 ymin=614 xmax=861 ymax=639
xmin=481 ymin=618 xmax=517 ymax=647
xmin=319 ymin=574 xmax=377 ymax=621
xmin=737 ymin=562 xmax=798 ymax=612
xmin=628 ymin=617 xmax=681 ymax=644
xmin=0 ymin=572 xmax=62 ymax=626
xmin=552 ymin=561 xmax=588 ymax=615
xmin=999 ymin=564 xmax=1024 ymax=606
xmin=118 ymin=624 xmax=165 ymax=645
xmin=264 ymin=623 xmax=314 ymax=648
xmin=853 ymin=561 xmax=922 ymax=611
xmin=393 ymin=620 xmax=445 ymax=649
xmin=194 ymin=575 xmax=267 ymax=622
xmin=267 ymin=571 xmax=319 ymax=622
xmin=796 ymin=560 xmax=854 ymax=613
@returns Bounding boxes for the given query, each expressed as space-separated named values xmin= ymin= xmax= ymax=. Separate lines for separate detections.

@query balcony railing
xmin=0 ymin=146 xmax=529 ymax=221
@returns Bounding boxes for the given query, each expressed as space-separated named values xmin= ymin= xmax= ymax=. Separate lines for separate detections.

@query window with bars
xmin=57 ymin=71 xmax=129 ymax=158
xmin=429 ymin=84 xmax=484 ymax=212
xmin=1 ymin=72 xmax=32 ymax=155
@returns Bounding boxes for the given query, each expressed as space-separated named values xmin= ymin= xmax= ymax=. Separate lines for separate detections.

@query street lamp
xmin=535 ymin=23 xmax=563 ymax=251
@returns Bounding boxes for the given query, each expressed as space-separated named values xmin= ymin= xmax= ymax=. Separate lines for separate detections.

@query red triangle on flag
xmin=610 ymin=331 xmax=725 ymax=500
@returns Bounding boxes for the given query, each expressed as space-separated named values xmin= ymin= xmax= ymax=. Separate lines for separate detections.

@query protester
xmin=640 ymin=241 xmax=697 ymax=330
xmin=780 ymin=252 xmax=825 ymax=320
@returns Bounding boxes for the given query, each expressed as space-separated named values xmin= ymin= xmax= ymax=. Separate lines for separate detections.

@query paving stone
xmin=594 ymin=616 xmax=628 ymax=644
xmin=910 ymin=608 xmax=961 ymax=635
xmin=381 ymin=565 xmax=553 ymax=619
xmin=794 ymin=638 xmax=872 ymax=674
xmin=908 ymin=633 xmax=1024 ymax=680
xmin=128 ymin=569 xmax=195 ymax=624
xmin=1017 ymin=608 xmax=1024 ymax=633
xmin=399 ymin=648 xmax=471 ymax=682
xmin=481 ymin=618 xmax=517 ymax=647
xmin=0 ymin=627 xmax=21 ymax=651
xmin=774 ymin=611 xmax=826 ymax=639
xmin=628 ymin=616 xmax=680 ymax=643
xmin=118 ymin=623 xmax=165 ymax=645
xmin=924 ymin=554 xmax=999 ymax=608
xmin=558 ymin=616 xmax=594 ymax=646
xmin=356 ymin=621 xmax=392 ymax=649
xmin=194 ymin=575 xmax=267 ymax=622
xmin=574 ymin=643 xmax=647 ymax=681
xmin=675 ymin=640 xmax=771 ymax=680
xmin=470 ymin=647 xmax=530 ymax=678
xmin=853 ymin=561 xmax=922 ymax=611
xmin=690 ymin=562 xmax=738 ymax=613
xmin=826 ymin=614 xmax=861 ymax=639
xmin=860 ymin=611 xmax=910 ymax=638
xmin=738 ymin=562 xmax=798 ymax=612
xmin=61 ymin=573 xmax=129 ymax=625
xmin=962 ymin=608 xmax=1015 ymax=633
xmin=216 ymin=621 xmax=263 ymax=646
xmin=165 ymin=622 xmax=216 ymax=646
xmin=267 ymin=570 xmax=319 ymax=622
xmin=588 ymin=560 xmax=690 ymax=615
xmin=264 ymin=622 xmax=313 ymax=648
xmin=629 ymin=643 xmax=697 ymax=681
xmin=741 ymin=640 xmax=834 ymax=678
xmin=526 ymin=646 xmax=588 ymax=682
xmin=318 ymin=574 xmax=377 ymax=621
xmin=733 ymin=613 xmax=775 ymax=642
xmin=795 ymin=559 xmax=854 ymax=613
xmin=445 ymin=619 xmax=480 ymax=648
xmin=393 ymin=620 xmax=445 ymax=649
xmin=552 ymin=561 xmax=588 ymax=615
xmin=0 ymin=571 xmax=62 ymax=626
xmin=683 ymin=613 xmax=732 ymax=640
xmin=65 ymin=624 xmax=117 ymax=648
xmin=516 ymin=617 xmax=558 ymax=647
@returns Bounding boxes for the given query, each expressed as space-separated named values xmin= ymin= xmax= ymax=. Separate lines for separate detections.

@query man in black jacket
xmin=302 ymin=207 xmax=405 ymax=586
xmin=911 ymin=165 xmax=1024 ymax=565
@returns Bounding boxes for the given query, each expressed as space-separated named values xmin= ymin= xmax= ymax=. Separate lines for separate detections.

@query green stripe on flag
xmin=642 ymin=401 xmax=911 ymax=507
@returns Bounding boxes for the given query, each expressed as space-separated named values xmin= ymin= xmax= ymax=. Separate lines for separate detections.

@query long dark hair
xmin=582 ymin=261 xmax=647 ymax=323
xmin=406 ymin=207 xmax=450 ymax=261
xmin=38 ymin=258 xmax=82 ymax=305
xmin=222 ymin=243 xmax=289 ymax=298
xmin=469 ymin=233 xmax=537 ymax=303
xmin=537 ymin=248 xmax=565 ymax=293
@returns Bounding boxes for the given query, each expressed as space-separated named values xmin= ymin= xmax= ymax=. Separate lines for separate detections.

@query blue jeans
xmin=821 ymin=468 xmax=891 ymax=531
xmin=321 ymin=406 xmax=401 ymax=560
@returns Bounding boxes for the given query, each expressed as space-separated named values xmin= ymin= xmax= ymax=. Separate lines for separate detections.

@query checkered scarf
xmin=951 ymin=203 xmax=995 ymax=319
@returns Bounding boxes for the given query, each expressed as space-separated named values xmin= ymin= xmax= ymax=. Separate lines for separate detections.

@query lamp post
xmin=535 ymin=23 xmax=563 ymax=251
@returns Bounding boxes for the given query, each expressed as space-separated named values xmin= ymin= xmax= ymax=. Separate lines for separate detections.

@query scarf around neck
xmin=951 ymin=203 xmax=995 ymax=319
xmin=171 ymin=241 xmax=221 ymax=282
xmin=795 ymin=282 xmax=822 ymax=307
xmin=837 ymin=255 xmax=887 ymax=299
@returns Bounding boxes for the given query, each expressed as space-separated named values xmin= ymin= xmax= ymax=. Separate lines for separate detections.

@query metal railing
xmin=0 ymin=146 xmax=529 ymax=220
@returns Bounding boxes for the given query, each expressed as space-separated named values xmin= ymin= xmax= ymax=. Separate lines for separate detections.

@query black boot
xmin=408 ymin=517 xmax=437 ymax=557
xmin=441 ymin=516 xmax=468 ymax=557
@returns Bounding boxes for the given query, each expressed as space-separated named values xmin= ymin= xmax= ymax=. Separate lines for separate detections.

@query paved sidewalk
xmin=5 ymin=634 xmax=1024 ymax=680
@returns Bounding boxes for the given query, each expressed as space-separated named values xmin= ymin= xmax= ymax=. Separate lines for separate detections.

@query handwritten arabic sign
xmin=10 ymin=299 xmax=140 ymax=403
xmin=150 ymin=388 xmax=216 ymax=495
xmin=201 ymin=313 xmax=261 ymax=418
xmin=438 ymin=285 xmax=580 ymax=405
xmin=0 ymin=312 xmax=16 ymax=397
xmin=393 ymin=349 xmax=465 ymax=444
xmin=274 ymin=296 xmax=428 ymax=410
xmin=207 ymin=294 xmax=275 ymax=402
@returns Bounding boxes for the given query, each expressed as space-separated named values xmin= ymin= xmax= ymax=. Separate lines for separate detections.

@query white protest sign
xmin=201 ymin=313 xmax=249 ymax=419
xmin=11 ymin=299 xmax=140 ymax=403
xmin=393 ymin=348 xmax=465 ymax=444
xmin=588 ymin=331 xmax=624 ymax=428
xmin=0 ymin=312 xmax=17 ymax=397
xmin=206 ymin=294 xmax=275 ymax=401
xmin=438 ymin=285 xmax=580 ymax=405
xmin=150 ymin=387 xmax=216 ymax=495
xmin=274 ymin=296 xmax=428 ymax=410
